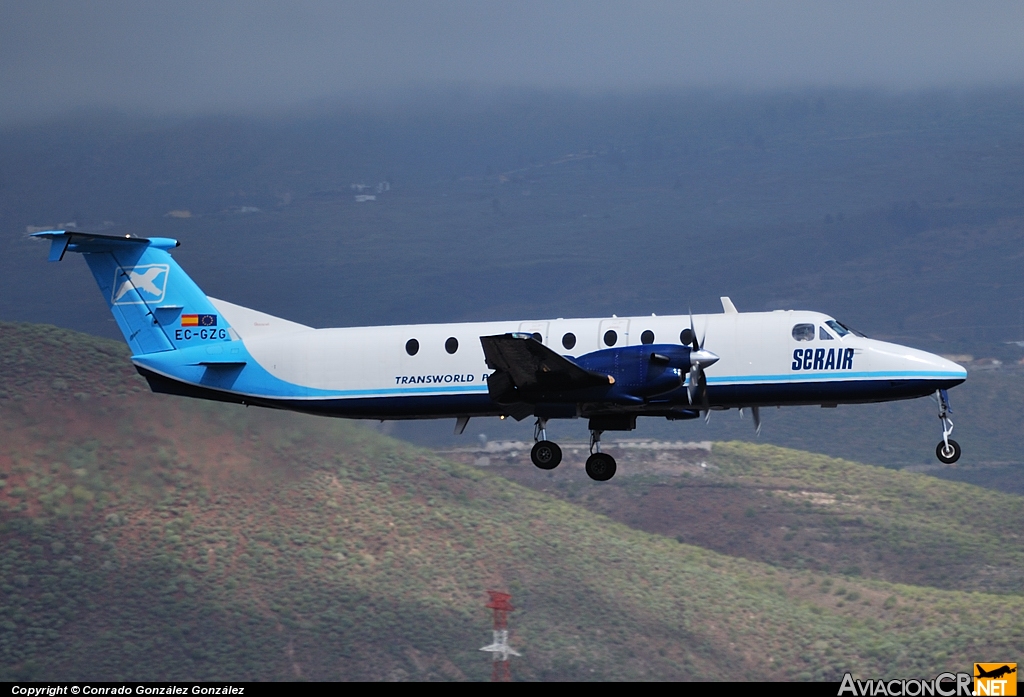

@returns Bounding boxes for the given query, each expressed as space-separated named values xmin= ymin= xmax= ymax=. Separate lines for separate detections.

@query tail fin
xmin=33 ymin=231 xmax=233 ymax=355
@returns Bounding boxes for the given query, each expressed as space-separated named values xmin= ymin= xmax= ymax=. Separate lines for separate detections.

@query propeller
xmin=740 ymin=406 xmax=763 ymax=435
xmin=684 ymin=311 xmax=719 ymax=421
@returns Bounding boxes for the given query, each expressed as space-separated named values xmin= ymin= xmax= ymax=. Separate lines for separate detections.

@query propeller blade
xmin=688 ymin=310 xmax=699 ymax=351
xmin=684 ymin=308 xmax=716 ymax=420
xmin=684 ymin=310 xmax=718 ymax=410
xmin=699 ymin=371 xmax=710 ymax=421
xmin=752 ymin=406 xmax=761 ymax=436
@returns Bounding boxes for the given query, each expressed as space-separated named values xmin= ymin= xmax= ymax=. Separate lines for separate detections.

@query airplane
xmin=975 ymin=665 xmax=1016 ymax=680
xmin=34 ymin=230 xmax=968 ymax=481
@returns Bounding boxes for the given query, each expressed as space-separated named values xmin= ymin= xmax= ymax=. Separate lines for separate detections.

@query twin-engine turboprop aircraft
xmin=35 ymin=230 xmax=968 ymax=481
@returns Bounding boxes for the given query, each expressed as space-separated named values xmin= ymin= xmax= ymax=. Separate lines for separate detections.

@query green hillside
xmin=0 ymin=322 xmax=1022 ymax=681
xmin=463 ymin=439 xmax=1024 ymax=594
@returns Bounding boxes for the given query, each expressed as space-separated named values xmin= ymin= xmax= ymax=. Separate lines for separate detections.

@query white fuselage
xmin=135 ymin=299 xmax=967 ymax=420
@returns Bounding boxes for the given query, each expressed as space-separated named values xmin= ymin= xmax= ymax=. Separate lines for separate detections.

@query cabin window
xmin=562 ymin=332 xmax=576 ymax=350
xmin=405 ymin=338 xmax=419 ymax=356
xmin=680 ymin=328 xmax=694 ymax=345
xmin=819 ymin=326 xmax=834 ymax=340
xmin=603 ymin=330 xmax=618 ymax=347
xmin=641 ymin=330 xmax=655 ymax=344
xmin=792 ymin=324 xmax=815 ymax=341
xmin=445 ymin=337 xmax=459 ymax=354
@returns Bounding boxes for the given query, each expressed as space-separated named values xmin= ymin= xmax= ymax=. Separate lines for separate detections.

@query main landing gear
xmin=530 ymin=418 xmax=562 ymax=470
xmin=935 ymin=389 xmax=961 ymax=465
xmin=585 ymin=429 xmax=616 ymax=482
xmin=528 ymin=419 xmax=617 ymax=481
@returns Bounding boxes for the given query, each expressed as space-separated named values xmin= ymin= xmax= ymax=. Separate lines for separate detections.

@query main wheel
xmin=531 ymin=441 xmax=562 ymax=470
xmin=585 ymin=453 xmax=617 ymax=481
xmin=936 ymin=439 xmax=961 ymax=464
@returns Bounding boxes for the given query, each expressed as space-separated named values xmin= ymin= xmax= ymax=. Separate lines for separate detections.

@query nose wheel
xmin=936 ymin=439 xmax=961 ymax=465
xmin=530 ymin=418 xmax=562 ymax=470
xmin=935 ymin=389 xmax=961 ymax=464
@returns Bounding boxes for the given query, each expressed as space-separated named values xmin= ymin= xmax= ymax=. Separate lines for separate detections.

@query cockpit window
xmin=825 ymin=320 xmax=866 ymax=338
xmin=819 ymin=326 xmax=834 ymax=340
xmin=825 ymin=320 xmax=848 ymax=337
xmin=792 ymin=323 xmax=815 ymax=341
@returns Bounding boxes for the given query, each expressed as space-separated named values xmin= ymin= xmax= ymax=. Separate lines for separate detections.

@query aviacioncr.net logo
xmin=839 ymin=672 xmax=973 ymax=696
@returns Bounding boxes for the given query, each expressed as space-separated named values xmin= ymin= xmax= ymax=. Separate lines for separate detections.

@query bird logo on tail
xmin=112 ymin=265 xmax=169 ymax=305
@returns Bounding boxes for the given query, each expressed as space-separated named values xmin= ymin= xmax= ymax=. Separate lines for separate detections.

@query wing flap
xmin=480 ymin=333 xmax=612 ymax=397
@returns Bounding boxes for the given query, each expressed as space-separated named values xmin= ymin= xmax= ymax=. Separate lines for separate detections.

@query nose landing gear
xmin=585 ymin=429 xmax=617 ymax=481
xmin=935 ymin=389 xmax=961 ymax=464
xmin=530 ymin=418 xmax=562 ymax=470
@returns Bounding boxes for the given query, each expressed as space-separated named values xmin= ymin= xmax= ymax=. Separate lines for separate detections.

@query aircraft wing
xmin=480 ymin=333 xmax=613 ymax=397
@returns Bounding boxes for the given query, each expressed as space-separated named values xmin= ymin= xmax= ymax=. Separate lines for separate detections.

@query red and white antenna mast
xmin=480 ymin=590 xmax=520 ymax=682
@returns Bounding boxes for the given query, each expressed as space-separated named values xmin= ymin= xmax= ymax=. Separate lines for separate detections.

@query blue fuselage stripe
xmin=706 ymin=370 xmax=965 ymax=385
xmin=242 ymin=372 xmax=962 ymax=399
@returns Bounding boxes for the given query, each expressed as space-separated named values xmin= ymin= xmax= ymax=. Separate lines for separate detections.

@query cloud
xmin=2 ymin=1 xmax=1023 ymax=123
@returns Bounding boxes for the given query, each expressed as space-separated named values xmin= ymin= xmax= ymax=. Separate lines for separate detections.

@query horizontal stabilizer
xmin=32 ymin=230 xmax=178 ymax=261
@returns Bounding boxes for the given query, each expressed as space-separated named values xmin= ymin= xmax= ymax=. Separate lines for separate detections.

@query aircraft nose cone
xmin=935 ymin=354 xmax=968 ymax=381
xmin=690 ymin=348 xmax=720 ymax=368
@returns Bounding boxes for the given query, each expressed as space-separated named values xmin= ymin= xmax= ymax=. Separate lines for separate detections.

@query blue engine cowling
xmin=574 ymin=344 xmax=691 ymax=402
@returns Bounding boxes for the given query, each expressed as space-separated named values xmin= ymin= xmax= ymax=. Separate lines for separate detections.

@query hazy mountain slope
xmin=4 ymin=91 xmax=1024 ymax=352
xmin=1 ymin=322 xmax=1022 ymax=681
xmin=448 ymin=439 xmax=1024 ymax=594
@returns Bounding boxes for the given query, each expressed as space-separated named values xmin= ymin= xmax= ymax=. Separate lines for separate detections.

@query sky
xmin=2 ymin=1 xmax=1024 ymax=124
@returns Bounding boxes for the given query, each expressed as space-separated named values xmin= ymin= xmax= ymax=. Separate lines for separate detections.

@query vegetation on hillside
xmin=1 ymin=322 xmax=1023 ymax=681
xmin=466 ymin=439 xmax=1024 ymax=594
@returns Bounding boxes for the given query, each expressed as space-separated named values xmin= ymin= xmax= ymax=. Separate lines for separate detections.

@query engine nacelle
xmin=575 ymin=344 xmax=691 ymax=400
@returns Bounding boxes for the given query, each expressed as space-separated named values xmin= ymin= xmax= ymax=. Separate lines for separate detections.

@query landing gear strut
xmin=585 ymin=429 xmax=616 ymax=481
xmin=530 ymin=418 xmax=562 ymax=470
xmin=935 ymin=389 xmax=961 ymax=464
